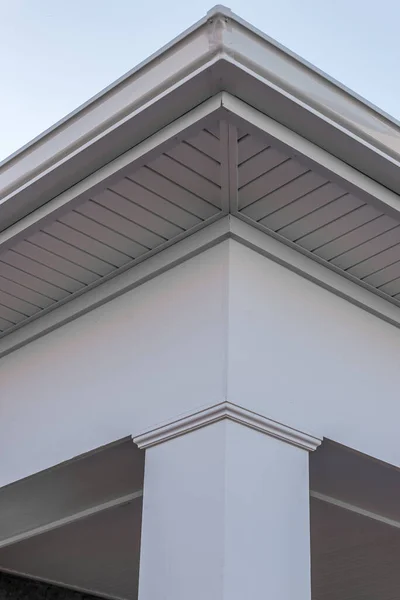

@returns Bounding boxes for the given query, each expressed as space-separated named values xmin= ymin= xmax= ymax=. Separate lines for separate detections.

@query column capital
xmin=133 ymin=401 xmax=321 ymax=451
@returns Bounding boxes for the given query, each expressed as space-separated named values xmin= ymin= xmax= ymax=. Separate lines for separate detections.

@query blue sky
xmin=1 ymin=0 xmax=399 ymax=161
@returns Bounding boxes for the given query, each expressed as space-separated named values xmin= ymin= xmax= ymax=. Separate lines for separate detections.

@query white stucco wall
xmin=0 ymin=243 xmax=229 ymax=487
xmin=227 ymin=240 xmax=400 ymax=468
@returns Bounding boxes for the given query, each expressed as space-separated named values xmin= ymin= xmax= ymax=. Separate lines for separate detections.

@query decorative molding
xmin=133 ymin=401 xmax=322 ymax=451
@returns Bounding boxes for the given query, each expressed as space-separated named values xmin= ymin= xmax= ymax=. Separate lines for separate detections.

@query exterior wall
xmin=2 ymin=236 xmax=400 ymax=488
xmin=0 ymin=243 xmax=229 ymax=487
xmin=227 ymin=240 xmax=400 ymax=467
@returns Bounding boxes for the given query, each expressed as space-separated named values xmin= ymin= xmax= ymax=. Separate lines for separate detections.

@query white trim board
xmin=3 ymin=7 xmax=400 ymax=231
xmin=311 ymin=491 xmax=400 ymax=532
xmin=0 ymin=491 xmax=143 ymax=551
xmin=1 ymin=216 xmax=400 ymax=361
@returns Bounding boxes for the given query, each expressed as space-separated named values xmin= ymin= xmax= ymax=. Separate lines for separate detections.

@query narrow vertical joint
xmin=220 ymin=121 xmax=238 ymax=214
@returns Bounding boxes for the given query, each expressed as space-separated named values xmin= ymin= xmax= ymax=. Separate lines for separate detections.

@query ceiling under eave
xmin=0 ymin=98 xmax=400 ymax=343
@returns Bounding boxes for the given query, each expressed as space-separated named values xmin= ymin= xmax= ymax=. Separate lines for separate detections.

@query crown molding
xmin=133 ymin=401 xmax=322 ymax=451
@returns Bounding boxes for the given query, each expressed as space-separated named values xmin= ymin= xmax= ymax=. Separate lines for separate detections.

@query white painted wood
xmin=4 ymin=5 xmax=400 ymax=238
xmin=362 ymin=260 xmax=400 ymax=288
xmin=130 ymin=167 xmax=218 ymax=219
xmin=3 ymin=216 xmax=400 ymax=364
xmin=348 ymin=244 xmax=400 ymax=280
xmin=186 ymin=129 xmax=221 ymax=162
xmin=28 ymin=231 xmax=116 ymax=277
xmin=244 ymin=171 xmax=327 ymax=222
xmin=13 ymin=240 xmax=100 ymax=285
xmin=226 ymin=236 xmax=400 ymax=466
xmin=310 ymin=491 xmax=400 ymax=531
xmin=204 ymin=123 xmax=220 ymax=139
xmin=238 ymin=146 xmax=286 ymax=187
xmin=0 ymin=289 xmax=40 ymax=317
xmin=138 ymin=419 xmax=313 ymax=600
xmin=0 ymin=316 xmax=14 ymax=332
xmin=134 ymin=401 xmax=321 ymax=450
xmin=280 ymin=195 xmax=364 ymax=241
xmin=331 ymin=225 xmax=400 ymax=270
xmin=315 ymin=214 xmax=398 ymax=261
xmin=0 ymin=261 xmax=69 ymax=301
xmin=111 ymin=177 xmax=201 ymax=230
xmin=148 ymin=154 xmax=221 ymax=207
xmin=237 ymin=134 xmax=268 ymax=164
xmin=239 ymin=160 xmax=307 ymax=209
xmin=260 ymin=183 xmax=346 ymax=231
xmin=79 ymin=196 xmax=170 ymax=245
xmin=1 ymin=95 xmax=400 ymax=342
xmin=220 ymin=121 xmax=238 ymax=212
xmin=222 ymin=92 xmax=400 ymax=217
xmin=3 ymin=222 xmax=400 ymax=497
xmin=0 ymin=240 xmax=230 ymax=486
xmin=0 ymin=95 xmax=224 ymax=255
xmin=0 ymin=217 xmax=230 ymax=358
xmin=378 ymin=276 xmax=400 ymax=297
xmin=1 ymin=251 xmax=83 ymax=294
xmin=166 ymin=142 xmax=220 ymax=186
xmin=297 ymin=204 xmax=381 ymax=252
xmin=58 ymin=213 xmax=142 ymax=261
xmin=44 ymin=221 xmax=132 ymax=268
xmin=0 ymin=491 xmax=142 ymax=550
xmin=0 ymin=274 xmax=55 ymax=308
xmin=0 ymin=304 xmax=26 ymax=325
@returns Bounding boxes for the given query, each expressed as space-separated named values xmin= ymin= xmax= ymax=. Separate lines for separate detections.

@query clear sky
xmin=1 ymin=0 xmax=399 ymax=161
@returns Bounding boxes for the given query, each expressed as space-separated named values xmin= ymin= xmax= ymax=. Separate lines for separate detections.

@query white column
xmin=134 ymin=402 xmax=321 ymax=600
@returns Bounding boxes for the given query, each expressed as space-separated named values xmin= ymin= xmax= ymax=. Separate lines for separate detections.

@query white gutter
xmin=1 ymin=5 xmax=400 ymax=228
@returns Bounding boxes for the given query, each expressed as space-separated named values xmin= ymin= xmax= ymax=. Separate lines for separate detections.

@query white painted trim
xmin=0 ymin=19 xmax=219 ymax=202
xmin=2 ymin=215 xmax=400 ymax=360
xmin=3 ymin=4 xmax=399 ymax=199
xmin=134 ymin=401 xmax=321 ymax=451
xmin=0 ymin=95 xmax=225 ymax=254
xmin=0 ymin=491 xmax=143 ymax=550
xmin=221 ymin=93 xmax=400 ymax=219
xmin=229 ymin=216 xmax=400 ymax=330
xmin=220 ymin=120 xmax=238 ymax=213
xmin=311 ymin=491 xmax=400 ymax=531
xmin=3 ymin=6 xmax=400 ymax=233
xmin=0 ymin=217 xmax=230 ymax=359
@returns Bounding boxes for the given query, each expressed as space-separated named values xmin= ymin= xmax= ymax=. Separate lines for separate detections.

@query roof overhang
xmin=1 ymin=5 xmax=400 ymax=354
xmin=2 ymin=5 xmax=400 ymax=230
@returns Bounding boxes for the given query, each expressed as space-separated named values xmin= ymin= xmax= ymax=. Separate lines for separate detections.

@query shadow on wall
xmin=0 ymin=572 xmax=102 ymax=600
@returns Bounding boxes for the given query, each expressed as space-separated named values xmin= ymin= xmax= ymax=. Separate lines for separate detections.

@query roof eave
xmin=1 ymin=5 xmax=400 ymax=232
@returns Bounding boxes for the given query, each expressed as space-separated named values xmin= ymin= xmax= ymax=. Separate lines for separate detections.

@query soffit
xmin=0 ymin=118 xmax=225 ymax=337
xmin=1 ymin=95 xmax=400 ymax=345
xmin=235 ymin=129 xmax=400 ymax=303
